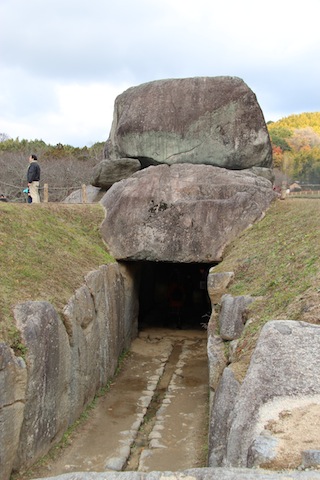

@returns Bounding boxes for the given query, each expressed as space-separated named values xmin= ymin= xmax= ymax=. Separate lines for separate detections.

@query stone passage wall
xmin=206 ymin=268 xmax=320 ymax=471
xmin=0 ymin=262 xmax=139 ymax=480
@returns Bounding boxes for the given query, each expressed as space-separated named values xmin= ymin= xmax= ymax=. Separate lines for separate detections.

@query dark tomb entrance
xmin=138 ymin=262 xmax=213 ymax=330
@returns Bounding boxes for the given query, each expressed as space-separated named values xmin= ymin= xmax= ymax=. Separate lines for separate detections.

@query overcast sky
xmin=1 ymin=0 xmax=320 ymax=147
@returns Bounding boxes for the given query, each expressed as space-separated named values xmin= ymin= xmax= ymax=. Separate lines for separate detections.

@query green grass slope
xmin=0 ymin=203 xmax=114 ymax=347
xmin=211 ymin=198 xmax=320 ymax=380
xmin=1 ymin=199 xmax=319 ymax=374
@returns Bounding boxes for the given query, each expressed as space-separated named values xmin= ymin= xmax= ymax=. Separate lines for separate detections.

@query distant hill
xmin=266 ymin=112 xmax=320 ymax=184
xmin=267 ymin=112 xmax=320 ymax=135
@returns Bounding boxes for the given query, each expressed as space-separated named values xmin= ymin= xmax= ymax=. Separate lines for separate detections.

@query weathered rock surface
xmin=219 ymin=294 xmax=253 ymax=340
xmin=207 ymin=270 xmax=235 ymax=305
xmin=207 ymin=315 xmax=228 ymax=391
xmin=13 ymin=301 xmax=71 ymax=470
xmin=91 ymin=158 xmax=141 ymax=189
xmin=0 ymin=263 xmax=138 ymax=479
xmin=210 ymin=320 xmax=320 ymax=469
xmin=100 ymin=164 xmax=277 ymax=262
xmin=30 ymin=467 xmax=320 ymax=480
xmin=302 ymin=450 xmax=320 ymax=468
xmin=246 ymin=166 xmax=274 ymax=183
xmin=105 ymin=76 xmax=272 ymax=170
xmin=0 ymin=343 xmax=27 ymax=480
xmin=208 ymin=368 xmax=241 ymax=467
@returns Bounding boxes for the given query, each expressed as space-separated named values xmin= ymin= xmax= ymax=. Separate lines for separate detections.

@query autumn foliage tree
xmin=267 ymin=113 xmax=320 ymax=186
xmin=272 ymin=145 xmax=284 ymax=169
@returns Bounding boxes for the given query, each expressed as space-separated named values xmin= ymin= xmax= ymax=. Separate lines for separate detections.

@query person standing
xmin=27 ymin=154 xmax=41 ymax=203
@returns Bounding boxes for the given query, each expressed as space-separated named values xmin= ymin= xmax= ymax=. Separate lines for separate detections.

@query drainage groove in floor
xmin=124 ymin=341 xmax=184 ymax=470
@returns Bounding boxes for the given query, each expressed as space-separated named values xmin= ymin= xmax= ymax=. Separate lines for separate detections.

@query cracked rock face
xmin=104 ymin=76 xmax=272 ymax=170
xmin=213 ymin=321 xmax=320 ymax=470
xmin=100 ymin=164 xmax=277 ymax=263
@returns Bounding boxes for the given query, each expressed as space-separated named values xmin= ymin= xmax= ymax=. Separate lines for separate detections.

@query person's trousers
xmin=29 ymin=181 xmax=40 ymax=203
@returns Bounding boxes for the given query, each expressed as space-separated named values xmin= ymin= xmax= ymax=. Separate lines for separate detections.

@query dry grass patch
xmin=212 ymin=198 xmax=320 ymax=380
xmin=0 ymin=203 xmax=114 ymax=346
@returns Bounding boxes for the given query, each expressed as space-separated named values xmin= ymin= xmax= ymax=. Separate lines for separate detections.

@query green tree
xmin=269 ymin=128 xmax=292 ymax=151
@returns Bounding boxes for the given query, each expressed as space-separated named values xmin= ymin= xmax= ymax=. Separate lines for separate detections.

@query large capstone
xmin=104 ymin=76 xmax=272 ymax=170
xmin=100 ymin=164 xmax=277 ymax=263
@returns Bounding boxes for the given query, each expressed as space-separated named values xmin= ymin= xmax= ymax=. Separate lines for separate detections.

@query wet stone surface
xmin=21 ymin=327 xmax=209 ymax=479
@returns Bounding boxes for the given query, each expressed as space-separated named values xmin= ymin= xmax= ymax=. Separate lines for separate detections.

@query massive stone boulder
xmin=104 ymin=76 xmax=272 ymax=170
xmin=209 ymin=320 xmax=320 ymax=470
xmin=100 ymin=164 xmax=277 ymax=263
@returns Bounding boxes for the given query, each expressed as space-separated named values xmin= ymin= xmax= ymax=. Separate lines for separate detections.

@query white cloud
xmin=0 ymin=81 xmax=129 ymax=147
xmin=0 ymin=0 xmax=320 ymax=146
xmin=54 ymin=82 xmax=130 ymax=146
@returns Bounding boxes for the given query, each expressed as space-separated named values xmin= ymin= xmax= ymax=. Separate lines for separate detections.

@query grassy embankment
xmin=212 ymin=197 xmax=320 ymax=380
xmin=1 ymin=199 xmax=319 ymax=373
xmin=0 ymin=203 xmax=114 ymax=348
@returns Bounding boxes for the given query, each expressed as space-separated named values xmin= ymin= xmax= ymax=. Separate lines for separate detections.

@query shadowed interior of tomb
xmin=138 ymin=262 xmax=214 ymax=330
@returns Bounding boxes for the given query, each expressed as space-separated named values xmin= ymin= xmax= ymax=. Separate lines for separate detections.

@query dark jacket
xmin=27 ymin=161 xmax=40 ymax=183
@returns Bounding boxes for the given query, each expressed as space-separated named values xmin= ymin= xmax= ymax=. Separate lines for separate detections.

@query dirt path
xmin=22 ymin=327 xmax=209 ymax=478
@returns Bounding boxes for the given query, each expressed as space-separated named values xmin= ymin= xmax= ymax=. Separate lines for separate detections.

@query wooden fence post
xmin=82 ymin=184 xmax=87 ymax=204
xmin=43 ymin=183 xmax=49 ymax=203
xmin=280 ymin=181 xmax=287 ymax=200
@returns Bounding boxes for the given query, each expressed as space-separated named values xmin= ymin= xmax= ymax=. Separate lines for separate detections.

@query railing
xmin=280 ymin=183 xmax=320 ymax=200
xmin=0 ymin=181 xmax=89 ymax=203
xmin=289 ymin=189 xmax=320 ymax=198
xmin=41 ymin=184 xmax=88 ymax=203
